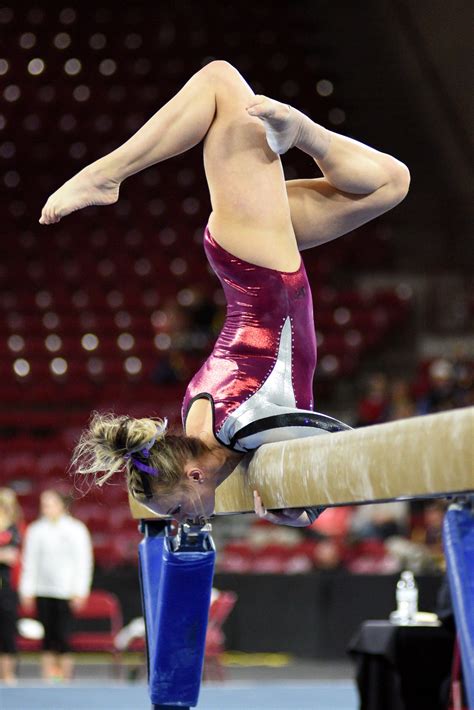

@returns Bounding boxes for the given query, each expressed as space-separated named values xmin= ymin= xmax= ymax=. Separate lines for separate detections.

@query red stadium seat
xmin=70 ymin=589 xmax=123 ymax=656
xmin=204 ymin=590 xmax=237 ymax=681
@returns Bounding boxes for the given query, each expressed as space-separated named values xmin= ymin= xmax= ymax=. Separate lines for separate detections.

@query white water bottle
xmin=390 ymin=570 xmax=418 ymax=625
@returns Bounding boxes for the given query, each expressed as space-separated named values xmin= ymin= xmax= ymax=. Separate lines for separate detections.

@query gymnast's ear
xmin=184 ymin=466 xmax=205 ymax=484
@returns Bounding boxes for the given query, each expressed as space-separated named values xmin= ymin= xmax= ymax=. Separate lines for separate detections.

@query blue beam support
xmin=443 ymin=499 xmax=474 ymax=708
xmin=139 ymin=520 xmax=216 ymax=709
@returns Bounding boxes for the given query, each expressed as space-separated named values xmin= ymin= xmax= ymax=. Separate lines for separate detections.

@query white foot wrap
xmin=260 ymin=109 xmax=302 ymax=155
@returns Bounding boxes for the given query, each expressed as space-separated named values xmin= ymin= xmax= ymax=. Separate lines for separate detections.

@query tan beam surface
xmin=130 ymin=407 xmax=474 ymax=520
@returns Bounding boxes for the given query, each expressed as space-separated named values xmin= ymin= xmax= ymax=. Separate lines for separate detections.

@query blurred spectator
xmin=356 ymin=373 xmax=389 ymax=426
xmin=356 ymin=358 xmax=472 ymax=429
xmin=386 ymin=377 xmax=416 ymax=420
xmin=452 ymin=357 xmax=474 ymax=408
xmin=19 ymin=490 xmax=93 ymax=681
xmin=305 ymin=507 xmax=352 ymax=570
xmin=0 ymin=488 xmax=25 ymax=590
xmin=0 ymin=488 xmax=23 ymax=529
xmin=151 ymin=297 xmax=194 ymax=384
xmin=0 ymin=489 xmax=21 ymax=685
xmin=346 ymin=503 xmax=409 ymax=574
xmin=417 ymin=358 xmax=456 ymax=414
xmin=150 ymin=290 xmax=220 ymax=384
xmin=151 ymin=352 xmax=188 ymax=385
xmin=346 ymin=500 xmax=446 ymax=574
xmin=312 ymin=538 xmax=343 ymax=570
xmin=410 ymin=499 xmax=447 ymax=570
xmin=384 ymin=536 xmax=441 ymax=574
xmin=309 ymin=506 xmax=353 ymax=540
xmin=186 ymin=287 xmax=219 ymax=347
xmin=157 ymin=297 xmax=193 ymax=348
xmin=349 ymin=502 xmax=409 ymax=542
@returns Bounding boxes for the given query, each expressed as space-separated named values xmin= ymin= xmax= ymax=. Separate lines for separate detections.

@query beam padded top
xmin=215 ymin=406 xmax=474 ymax=513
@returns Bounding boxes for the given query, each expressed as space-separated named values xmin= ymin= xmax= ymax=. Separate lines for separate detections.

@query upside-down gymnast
xmin=40 ymin=61 xmax=410 ymax=527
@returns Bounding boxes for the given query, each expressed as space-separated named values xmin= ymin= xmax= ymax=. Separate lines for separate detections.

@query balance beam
xmin=130 ymin=407 xmax=474 ymax=519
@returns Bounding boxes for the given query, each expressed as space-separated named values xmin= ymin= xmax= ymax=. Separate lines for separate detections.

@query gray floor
xmin=14 ymin=656 xmax=354 ymax=682
xmin=0 ymin=681 xmax=358 ymax=710
xmin=1 ymin=658 xmax=358 ymax=710
xmin=220 ymin=659 xmax=354 ymax=682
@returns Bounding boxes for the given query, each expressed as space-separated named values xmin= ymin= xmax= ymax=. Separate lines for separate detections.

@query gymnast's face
xmin=143 ymin=470 xmax=216 ymax=524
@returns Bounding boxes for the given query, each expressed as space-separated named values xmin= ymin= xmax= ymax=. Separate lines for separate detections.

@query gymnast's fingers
xmin=253 ymin=489 xmax=267 ymax=517
xmin=254 ymin=492 xmax=291 ymax=525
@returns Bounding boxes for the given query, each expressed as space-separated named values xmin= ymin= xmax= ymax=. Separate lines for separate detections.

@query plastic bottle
xmin=390 ymin=570 xmax=418 ymax=625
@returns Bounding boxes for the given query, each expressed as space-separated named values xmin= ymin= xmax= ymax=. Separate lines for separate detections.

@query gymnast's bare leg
xmin=246 ymin=94 xmax=410 ymax=250
xmin=39 ymin=63 xmax=410 ymax=266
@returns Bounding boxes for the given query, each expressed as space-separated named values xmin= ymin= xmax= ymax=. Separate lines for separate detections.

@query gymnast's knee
xmin=202 ymin=59 xmax=253 ymax=98
xmin=202 ymin=59 xmax=238 ymax=81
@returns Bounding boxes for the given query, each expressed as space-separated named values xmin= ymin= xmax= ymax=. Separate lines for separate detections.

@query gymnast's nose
xmin=184 ymin=514 xmax=207 ymax=526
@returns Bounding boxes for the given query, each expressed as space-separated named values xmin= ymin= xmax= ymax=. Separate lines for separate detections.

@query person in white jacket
xmin=19 ymin=489 xmax=93 ymax=681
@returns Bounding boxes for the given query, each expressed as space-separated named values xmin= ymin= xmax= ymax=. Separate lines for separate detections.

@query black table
xmin=348 ymin=620 xmax=455 ymax=710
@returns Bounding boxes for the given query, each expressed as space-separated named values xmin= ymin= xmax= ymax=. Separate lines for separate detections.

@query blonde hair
xmin=71 ymin=412 xmax=212 ymax=503
xmin=0 ymin=488 xmax=21 ymax=527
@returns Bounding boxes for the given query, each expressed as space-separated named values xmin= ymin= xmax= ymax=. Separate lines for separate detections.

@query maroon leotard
xmin=181 ymin=225 xmax=317 ymax=449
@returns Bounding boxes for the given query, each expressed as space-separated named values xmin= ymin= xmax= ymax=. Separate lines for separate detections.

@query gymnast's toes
xmin=38 ymin=165 xmax=120 ymax=225
xmin=39 ymin=202 xmax=57 ymax=225
xmin=246 ymin=95 xmax=290 ymax=124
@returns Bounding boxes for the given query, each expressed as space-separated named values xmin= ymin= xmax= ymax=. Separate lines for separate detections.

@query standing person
xmin=0 ymin=489 xmax=21 ymax=685
xmin=0 ymin=487 xmax=24 ymax=591
xmin=19 ymin=490 xmax=93 ymax=681
xmin=39 ymin=61 xmax=410 ymax=526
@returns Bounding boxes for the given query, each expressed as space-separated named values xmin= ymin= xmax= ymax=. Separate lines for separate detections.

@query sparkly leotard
xmin=181 ymin=225 xmax=349 ymax=453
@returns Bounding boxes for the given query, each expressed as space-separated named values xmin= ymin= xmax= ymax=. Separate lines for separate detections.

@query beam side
xmin=215 ymin=406 xmax=474 ymax=513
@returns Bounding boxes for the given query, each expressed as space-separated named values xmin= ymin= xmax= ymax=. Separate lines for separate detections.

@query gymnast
xmin=39 ymin=61 xmax=410 ymax=527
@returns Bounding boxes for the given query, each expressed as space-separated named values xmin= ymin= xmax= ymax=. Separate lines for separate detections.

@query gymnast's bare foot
xmin=39 ymin=163 xmax=120 ymax=225
xmin=246 ymin=95 xmax=302 ymax=155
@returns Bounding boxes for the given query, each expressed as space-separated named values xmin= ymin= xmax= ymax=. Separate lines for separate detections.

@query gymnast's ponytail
xmin=71 ymin=412 xmax=211 ymax=501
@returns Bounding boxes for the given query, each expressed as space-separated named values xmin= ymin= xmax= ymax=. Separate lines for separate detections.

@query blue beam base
xmin=443 ymin=499 xmax=474 ymax=708
xmin=139 ymin=520 xmax=216 ymax=709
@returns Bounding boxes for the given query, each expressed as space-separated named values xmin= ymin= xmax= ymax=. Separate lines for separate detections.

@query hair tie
xmin=128 ymin=457 xmax=159 ymax=477
xmin=124 ymin=418 xmax=167 ymax=477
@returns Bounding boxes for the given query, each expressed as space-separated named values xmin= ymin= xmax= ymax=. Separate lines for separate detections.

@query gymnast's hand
xmin=253 ymin=490 xmax=311 ymax=527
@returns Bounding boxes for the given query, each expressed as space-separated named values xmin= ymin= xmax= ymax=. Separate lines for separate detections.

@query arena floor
xmin=0 ymin=680 xmax=358 ymax=710
xmin=0 ymin=658 xmax=358 ymax=709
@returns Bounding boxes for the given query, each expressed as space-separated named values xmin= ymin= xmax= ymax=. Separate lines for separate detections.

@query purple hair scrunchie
xmin=123 ymin=418 xmax=167 ymax=477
